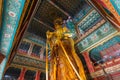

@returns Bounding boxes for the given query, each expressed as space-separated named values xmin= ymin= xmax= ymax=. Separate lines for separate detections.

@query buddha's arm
xmin=63 ymin=27 xmax=72 ymax=38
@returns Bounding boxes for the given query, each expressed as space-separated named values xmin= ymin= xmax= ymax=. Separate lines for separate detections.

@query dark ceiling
xmin=27 ymin=0 xmax=86 ymax=39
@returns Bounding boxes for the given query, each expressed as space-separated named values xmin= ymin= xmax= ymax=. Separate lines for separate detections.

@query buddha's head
xmin=54 ymin=18 xmax=63 ymax=29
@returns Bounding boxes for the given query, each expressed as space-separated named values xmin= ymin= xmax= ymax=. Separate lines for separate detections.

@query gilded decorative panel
xmin=77 ymin=22 xmax=116 ymax=52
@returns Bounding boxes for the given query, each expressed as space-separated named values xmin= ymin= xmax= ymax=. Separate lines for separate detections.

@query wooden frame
xmin=0 ymin=53 xmax=5 ymax=64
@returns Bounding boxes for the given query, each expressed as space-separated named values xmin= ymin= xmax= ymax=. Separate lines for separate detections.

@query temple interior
xmin=0 ymin=0 xmax=120 ymax=80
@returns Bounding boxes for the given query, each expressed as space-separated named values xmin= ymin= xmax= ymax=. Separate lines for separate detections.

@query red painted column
xmin=82 ymin=52 xmax=98 ymax=80
xmin=18 ymin=67 xmax=27 ymax=80
xmin=82 ymin=52 xmax=95 ymax=73
xmin=35 ymin=70 xmax=41 ymax=80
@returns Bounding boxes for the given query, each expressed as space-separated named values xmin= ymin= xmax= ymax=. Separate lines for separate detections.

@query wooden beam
xmin=10 ymin=63 xmax=46 ymax=72
xmin=47 ymin=0 xmax=70 ymax=17
xmin=33 ymin=17 xmax=55 ymax=30
xmin=0 ymin=0 xmax=3 ymax=27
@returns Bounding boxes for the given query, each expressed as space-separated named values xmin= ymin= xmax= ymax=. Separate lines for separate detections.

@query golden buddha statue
xmin=46 ymin=18 xmax=86 ymax=80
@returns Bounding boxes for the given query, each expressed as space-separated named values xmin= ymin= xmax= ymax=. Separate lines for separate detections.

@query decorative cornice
xmin=81 ymin=31 xmax=119 ymax=53
xmin=23 ymin=38 xmax=44 ymax=47
xmin=17 ymin=51 xmax=45 ymax=61
xmin=76 ymin=8 xmax=94 ymax=25
xmin=10 ymin=63 xmax=46 ymax=72
xmin=12 ymin=54 xmax=47 ymax=71
xmin=75 ymin=19 xmax=106 ymax=44
xmin=87 ymin=31 xmax=119 ymax=52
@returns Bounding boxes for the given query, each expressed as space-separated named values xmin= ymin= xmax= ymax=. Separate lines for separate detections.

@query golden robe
xmin=47 ymin=21 xmax=86 ymax=80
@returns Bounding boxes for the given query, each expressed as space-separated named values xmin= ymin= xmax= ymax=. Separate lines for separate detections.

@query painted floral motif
xmin=8 ymin=11 xmax=16 ymax=17
xmin=77 ymin=22 xmax=116 ymax=52
xmin=0 ymin=0 xmax=25 ymax=79
xmin=91 ymin=33 xmax=98 ymax=41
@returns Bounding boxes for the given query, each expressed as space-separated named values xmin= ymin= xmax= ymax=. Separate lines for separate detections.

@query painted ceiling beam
xmin=0 ymin=0 xmax=26 ymax=79
xmin=47 ymin=0 xmax=70 ymax=17
xmin=33 ymin=17 xmax=55 ymax=30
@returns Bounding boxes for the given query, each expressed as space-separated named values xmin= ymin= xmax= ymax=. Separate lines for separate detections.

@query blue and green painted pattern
xmin=90 ymin=36 xmax=120 ymax=61
xmin=0 ymin=0 xmax=25 ymax=79
xmin=25 ymin=34 xmax=46 ymax=46
xmin=73 ymin=4 xmax=92 ymax=23
xmin=25 ymin=37 xmax=45 ymax=46
xmin=77 ymin=22 xmax=117 ymax=52
xmin=66 ymin=19 xmax=77 ymax=39
xmin=110 ymin=0 xmax=120 ymax=15
xmin=78 ymin=10 xmax=102 ymax=32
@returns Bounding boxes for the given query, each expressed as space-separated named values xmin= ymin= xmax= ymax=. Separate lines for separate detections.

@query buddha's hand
xmin=46 ymin=30 xmax=52 ymax=39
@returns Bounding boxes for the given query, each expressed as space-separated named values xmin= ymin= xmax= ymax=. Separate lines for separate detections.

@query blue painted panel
xmin=110 ymin=0 xmax=120 ymax=15
xmin=77 ymin=10 xmax=102 ymax=32
xmin=0 ymin=0 xmax=25 ymax=79
xmin=90 ymin=36 xmax=120 ymax=61
xmin=73 ymin=4 xmax=92 ymax=23
xmin=25 ymin=34 xmax=46 ymax=46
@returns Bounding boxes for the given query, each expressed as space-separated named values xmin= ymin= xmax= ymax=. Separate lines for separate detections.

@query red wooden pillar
xmin=18 ymin=67 xmax=27 ymax=80
xmin=82 ymin=52 xmax=95 ymax=73
xmin=35 ymin=70 xmax=41 ymax=80
xmin=82 ymin=52 xmax=98 ymax=80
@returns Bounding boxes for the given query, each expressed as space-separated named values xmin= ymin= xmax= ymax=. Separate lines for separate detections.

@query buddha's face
xmin=54 ymin=24 xmax=61 ymax=30
xmin=54 ymin=18 xmax=63 ymax=29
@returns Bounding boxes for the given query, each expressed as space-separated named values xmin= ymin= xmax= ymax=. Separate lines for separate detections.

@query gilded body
xmin=46 ymin=18 xmax=86 ymax=80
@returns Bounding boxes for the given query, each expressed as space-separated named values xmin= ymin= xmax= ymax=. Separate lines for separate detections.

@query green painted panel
xmin=25 ymin=34 xmax=45 ymax=46
xmin=78 ymin=10 xmax=102 ymax=32
xmin=73 ymin=4 xmax=92 ymax=23
xmin=77 ymin=22 xmax=116 ymax=52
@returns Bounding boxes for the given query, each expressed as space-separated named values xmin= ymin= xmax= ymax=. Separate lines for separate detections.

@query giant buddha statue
xmin=46 ymin=18 xmax=86 ymax=80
